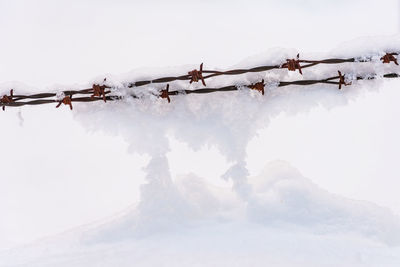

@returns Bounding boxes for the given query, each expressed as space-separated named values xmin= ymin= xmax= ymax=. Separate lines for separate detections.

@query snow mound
xmin=84 ymin=161 xmax=400 ymax=245
xmin=247 ymin=161 xmax=400 ymax=245
xmin=2 ymin=161 xmax=400 ymax=267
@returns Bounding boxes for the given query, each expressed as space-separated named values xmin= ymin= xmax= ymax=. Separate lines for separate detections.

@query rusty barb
xmin=188 ymin=63 xmax=206 ymax=86
xmin=91 ymin=78 xmax=109 ymax=102
xmin=381 ymin=53 xmax=398 ymax=65
xmin=56 ymin=95 xmax=73 ymax=110
xmin=0 ymin=89 xmax=13 ymax=111
xmin=160 ymin=84 xmax=171 ymax=103
xmin=338 ymin=71 xmax=351 ymax=90
xmin=91 ymin=84 xmax=108 ymax=102
xmin=249 ymin=79 xmax=265 ymax=95
xmin=284 ymin=54 xmax=303 ymax=74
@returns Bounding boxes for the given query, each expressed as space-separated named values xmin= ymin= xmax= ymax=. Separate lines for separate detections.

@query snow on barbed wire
xmin=72 ymin=49 xmax=399 ymax=221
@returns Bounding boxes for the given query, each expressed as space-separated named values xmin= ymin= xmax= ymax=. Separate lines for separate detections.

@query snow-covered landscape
xmin=1 ymin=0 xmax=400 ymax=266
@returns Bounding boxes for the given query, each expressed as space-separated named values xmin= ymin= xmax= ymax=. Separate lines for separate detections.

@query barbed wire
xmin=0 ymin=53 xmax=399 ymax=110
xmin=129 ymin=53 xmax=398 ymax=87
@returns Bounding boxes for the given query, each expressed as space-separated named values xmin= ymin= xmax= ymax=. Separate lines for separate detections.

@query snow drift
xmin=1 ymin=161 xmax=400 ymax=266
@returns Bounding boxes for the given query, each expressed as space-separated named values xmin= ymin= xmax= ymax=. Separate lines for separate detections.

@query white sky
xmin=0 ymin=0 xmax=400 ymax=250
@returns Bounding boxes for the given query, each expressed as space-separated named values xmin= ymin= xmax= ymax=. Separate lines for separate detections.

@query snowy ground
xmin=0 ymin=161 xmax=400 ymax=266
xmin=1 ymin=0 xmax=400 ymax=266
xmin=2 ymin=161 xmax=400 ymax=266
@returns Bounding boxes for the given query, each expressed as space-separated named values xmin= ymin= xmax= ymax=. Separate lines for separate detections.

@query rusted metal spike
xmin=249 ymin=79 xmax=265 ymax=95
xmin=56 ymin=95 xmax=73 ymax=110
xmin=284 ymin=54 xmax=302 ymax=74
xmin=160 ymin=84 xmax=170 ymax=103
xmin=1 ymin=89 xmax=14 ymax=111
xmin=91 ymin=84 xmax=107 ymax=102
xmin=381 ymin=53 xmax=398 ymax=65
xmin=338 ymin=71 xmax=351 ymax=90
xmin=188 ymin=63 xmax=206 ymax=86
